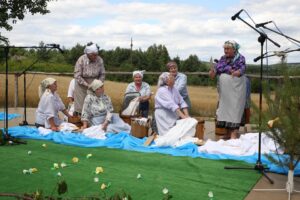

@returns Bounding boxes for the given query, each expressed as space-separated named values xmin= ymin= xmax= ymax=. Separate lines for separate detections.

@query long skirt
xmin=216 ymin=73 xmax=246 ymax=129
xmin=74 ymin=78 xmax=95 ymax=114
xmin=154 ymin=108 xmax=178 ymax=136
xmin=91 ymin=113 xmax=131 ymax=133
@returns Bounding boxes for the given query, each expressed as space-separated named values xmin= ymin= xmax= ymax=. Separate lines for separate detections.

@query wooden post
xmin=14 ymin=73 xmax=18 ymax=107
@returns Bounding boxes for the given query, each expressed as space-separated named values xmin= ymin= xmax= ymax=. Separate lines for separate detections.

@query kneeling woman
xmin=81 ymin=79 xmax=131 ymax=133
xmin=35 ymin=78 xmax=72 ymax=131
xmin=154 ymin=72 xmax=190 ymax=136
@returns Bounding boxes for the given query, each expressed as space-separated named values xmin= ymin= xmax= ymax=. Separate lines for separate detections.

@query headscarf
xmin=84 ymin=43 xmax=98 ymax=54
xmin=132 ymin=70 xmax=145 ymax=78
xmin=166 ymin=61 xmax=178 ymax=69
xmin=223 ymin=40 xmax=241 ymax=63
xmin=38 ymin=77 xmax=56 ymax=98
xmin=88 ymin=79 xmax=104 ymax=93
xmin=157 ymin=72 xmax=170 ymax=87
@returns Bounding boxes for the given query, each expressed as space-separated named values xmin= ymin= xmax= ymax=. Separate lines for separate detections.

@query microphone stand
xmin=224 ymin=14 xmax=280 ymax=184
xmin=253 ymin=48 xmax=300 ymax=62
xmin=18 ymin=48 xmax=54 ymax=126
xmin=1 ymin=44 xmax=61 ymax=145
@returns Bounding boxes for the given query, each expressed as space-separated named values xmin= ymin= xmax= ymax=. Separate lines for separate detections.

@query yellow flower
xmin=86 ymin=153 xmax=92 ymax=158
xmin=95 ymin=167 xmax=104 ymax=174
xmin=72 ymin=157 xmax=79 ymax=163
xmin=42 ymin=144 xmax=47 ymax=148
xmin=100 ymin=183 xmax=106 ymax=190
xmin=30 ymin=168 xmax=38 ymax=173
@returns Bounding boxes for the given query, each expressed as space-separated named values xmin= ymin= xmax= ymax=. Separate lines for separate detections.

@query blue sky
xmin=2 ymin=0 xmax=300 ymax=64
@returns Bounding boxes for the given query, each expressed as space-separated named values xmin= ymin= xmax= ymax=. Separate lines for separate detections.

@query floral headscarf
xmin=38 ymin=77 xmax=56 ymax=98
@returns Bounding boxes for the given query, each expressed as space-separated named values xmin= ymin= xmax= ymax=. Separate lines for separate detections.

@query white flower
xmin=122 ymin=198 xmax=128 ymax=200
xmin=94 ymin=177 xmax=99 ymax=182
xmin=208 ymin=191 xmax=214 ymax=198
xmin=23 ymin=169 xmax=29 ymax=174
xmin=136 ymin=173 xmax=142 ymax=179
xmin=162 ymin=188 xmax=169 ymax=194
xmin=86 ymin=153 xmax=92 ymax=158
xmin=53 ymin=163 xmax=59 ymax=169
xmin=101 ymin=183 xmax=107 ymax=190
xmin=60 ymin=162 xmax=67 ymax=168
xmin=42 ymin=144 xmax=47 ymax=148
xmin=57 ymin=172 xmax=62 ymax=177
xmin=27 ymin=151 xmax=32 ymax=155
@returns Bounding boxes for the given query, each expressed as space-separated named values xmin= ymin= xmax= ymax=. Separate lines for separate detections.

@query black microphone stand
xmin=18 ymin=47 xmax=54 ymax=126
xmin=224 ymin=14 xmax=280 ymax=184
xmin=1 ymin=44 xmax=61 ymax=145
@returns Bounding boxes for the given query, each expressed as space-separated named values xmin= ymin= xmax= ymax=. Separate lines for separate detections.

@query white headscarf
xmin=157 ymin=72 xmax=170 ymax=87
xmin=88 ymin=79 xmax=104 ymax=93
xmin=84 ymin=43 xmax=98 ymax=54
xmin=132 ymin=70 xmax=145 ymax=78
xmin=38 ymin=77 xmax=56 ymax=98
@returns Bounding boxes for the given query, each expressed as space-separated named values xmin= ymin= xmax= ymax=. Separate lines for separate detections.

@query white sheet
xmin=154 ymin=118 xmax=198 ymax=147
xmin=198 ymin=132 xmax=283 ymax=156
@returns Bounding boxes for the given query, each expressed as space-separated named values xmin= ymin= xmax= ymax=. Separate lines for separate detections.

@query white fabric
xmin=154 ymin=118 xmax=198 ymax=147
xmin=82 ymin=125 xmax=107 ymax=140
xmin=37 ymin=122 xmax=78 ymax=135
xmin=67 ymin=79 xmax=75 ymax=98
xmin=198 ymin=132 xmax=283 ymax=156
xmin=217 ymin=73 xmax=246 ymax=124
xmin=84 ymin=43 xmax=98 ymax=54
xmin=121 ymin=97 xmax=140 ymax=116
xmin=88 ymin=79 xmax=104 ymax=92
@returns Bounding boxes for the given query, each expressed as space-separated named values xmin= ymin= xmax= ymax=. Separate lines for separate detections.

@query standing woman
xmin=35 ymin=78 xmax=71 ymax=131
xmin=154 ymin=72 xmax=189 ymax=136
xmin=74 ymin=43 xmax=105 ymax=116
xmin=125 ymin=70 xmax=151 ymax=117
xmin=215 ymin=40 xmax=247 ymax=139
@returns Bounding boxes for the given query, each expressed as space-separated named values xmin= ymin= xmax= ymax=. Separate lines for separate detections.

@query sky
xmin=2 ymin=0 xmax=300 ymax=64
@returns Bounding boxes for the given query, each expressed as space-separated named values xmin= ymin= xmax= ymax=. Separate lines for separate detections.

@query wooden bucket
xmin=194 ymin=117 xmax=205 ymax=139
xmin=120 ymin=115 xmax=140 ymax=125
xmin=215 ymin=126 xmax=227 ymax=135
xmin=131 ymin=119 xmax=149 ymax=138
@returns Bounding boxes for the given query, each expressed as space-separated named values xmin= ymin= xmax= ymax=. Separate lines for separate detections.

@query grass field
xmin=0 ymin=74 xmax=264 ymax=117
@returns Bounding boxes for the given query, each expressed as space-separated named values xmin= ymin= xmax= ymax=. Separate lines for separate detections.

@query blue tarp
xmin=7 ymin=126 xmax=300 ymax=175
xmin=0 ymin=112 xmax=21 ymax=121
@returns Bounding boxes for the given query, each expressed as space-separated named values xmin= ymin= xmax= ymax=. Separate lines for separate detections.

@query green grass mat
xmin=0 ymin=139 xmax=261 ymax=199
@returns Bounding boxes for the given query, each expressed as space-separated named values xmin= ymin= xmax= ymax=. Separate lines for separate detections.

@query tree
xmin=0 ymin=0 xmax=54 ymax=31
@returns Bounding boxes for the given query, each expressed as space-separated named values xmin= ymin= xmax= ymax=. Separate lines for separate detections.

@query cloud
xmin=2 ymin=0 xmax=300 ymax=64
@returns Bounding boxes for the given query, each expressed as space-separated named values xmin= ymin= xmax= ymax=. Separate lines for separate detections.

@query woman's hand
xmin=102 ymin=121 xmax=109 ymax=131
xmin=231 ymin=69 xmax=241 ymax=77
xmin=51 ymin=126 xmax=59 ymax=132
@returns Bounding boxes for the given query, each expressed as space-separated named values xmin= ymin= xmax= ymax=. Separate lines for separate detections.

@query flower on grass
xmin=86 ymin=153 xmax=92 ymax=159
xmin=23 ymin=169 xmax=29 ymax=174
xmin=57 ymin=172 xmax=62 ymax=177
xmin=95 ymin=167 xmax=104 ymax=174
xmin=100 ymin=183 xmax=107 ymax=190
xmin=53 ymin=163 xmax=59 ymax=169
xmin=27 ymin=151 xmax=32 ymax=155
xmin=136 ymin=173 xmax=142 ymax=179
xmin=60 ymin=162 xmax=67 ymax=168
xmin=94 ymin=177 xmax=99 ymax=183
xmin=162 ymin=188 xmax=169 ymax=194
xmin=208 ymin=191 xmax=214 ymax=198
xmin=29 ymin=168 xmax=38 ymax=173
xmin=72 ymin=157 xmax=79 ymax=163
xmin=42 ymin=144 xmax=47 ymax=148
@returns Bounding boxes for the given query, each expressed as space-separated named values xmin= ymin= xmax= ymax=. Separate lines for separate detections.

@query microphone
xmin=255 ymin=21 xmax=272 ymax=28
xmin=231 ymin=9 xmax=243 ymax=21
xmin=46 ymin=43 xmax=64 ymax=54
xmin=213 ymin=59 xmax=219 ymax=63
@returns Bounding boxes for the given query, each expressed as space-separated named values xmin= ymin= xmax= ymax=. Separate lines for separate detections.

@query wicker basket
xmin=131 ymin=119 xmax=149 ymax=138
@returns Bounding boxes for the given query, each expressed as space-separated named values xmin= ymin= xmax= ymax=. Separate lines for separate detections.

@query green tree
xmin=0 ymin=0 xmax=54 ymax=31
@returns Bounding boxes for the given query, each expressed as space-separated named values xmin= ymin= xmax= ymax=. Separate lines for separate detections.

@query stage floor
xmin=1 ymin=107 xmax=300 ymax=200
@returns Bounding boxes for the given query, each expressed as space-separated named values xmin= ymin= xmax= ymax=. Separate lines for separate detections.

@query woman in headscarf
xmin=215 ymin=40 xmax=247 ymax=139
xmin=125 ymin=70 xmax=151 ymax=117
xmin=81 ymin=79 xmax=131 ymax=133
xmin=74 ymin=42 xmax=105 ymax=116
xmin=154 ymin=72 xmax=189 ymax=136
xmin=35 ymin=78 xmax=71 ymax=131
xmin=166 ymin=61 xmax=191 ymax=113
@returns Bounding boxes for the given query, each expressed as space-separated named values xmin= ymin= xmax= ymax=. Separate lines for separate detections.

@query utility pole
xmin=130 ymin=37 xmax=133 ymax=65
